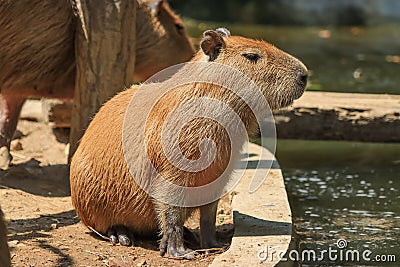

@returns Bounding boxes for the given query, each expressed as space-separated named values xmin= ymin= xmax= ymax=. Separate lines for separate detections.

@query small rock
xmin=10 ymin=140 xmax=23 ymax=151
xmin=0 ymin=146 xmax=11 ymax=170
xmin=50 ymin=223 xmax=58 ymax=230
xmin=8 ymin=240 xmax=19 ymax=246
xmin=136 ymin=259 xmax=146 ymax=267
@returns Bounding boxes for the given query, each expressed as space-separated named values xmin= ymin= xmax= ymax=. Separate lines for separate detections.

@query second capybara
xmin=0 ymin=207 xmax=11 ymax=267
xmin=0 ymin=0 xmax=194 ymax=170
xmin=70 ymin=28 xmax=308 ymax=258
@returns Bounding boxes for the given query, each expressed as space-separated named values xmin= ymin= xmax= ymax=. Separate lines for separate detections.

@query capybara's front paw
xmin=160 ymin=226 xmax=198 ymax=259
xmin=202 ymin=239 xmax=226 ymax=249
xmin=106 ymin=225 xmax=133 ymax=246
xmin=0 ymin=147 xmax=12 ymax=170
xmin=201 ymin=236 xmax=227 ymax=255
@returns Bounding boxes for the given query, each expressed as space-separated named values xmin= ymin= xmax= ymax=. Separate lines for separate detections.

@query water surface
xmin=276 ymin=139 xmax=400 ymax=265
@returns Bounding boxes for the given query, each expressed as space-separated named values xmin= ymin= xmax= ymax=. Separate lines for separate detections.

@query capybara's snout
xmin=297 ymin=69 xmax=308 ymax=89
xmin=282 ymin=56 xmax=309 ymax=103
xmin=267 ymin=55 xmax=308 ymax=108
xmin=294 ymin=65 xmax=309 ymax=99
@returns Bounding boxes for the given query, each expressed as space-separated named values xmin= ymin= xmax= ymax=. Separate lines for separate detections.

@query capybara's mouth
xmin=279 ymin=86 xmax=305 ymax=108
xmin=294 ymin=86 xmax=306 ymax=100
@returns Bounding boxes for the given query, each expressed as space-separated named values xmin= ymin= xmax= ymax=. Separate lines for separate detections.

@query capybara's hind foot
xmin=0 ymin=147 xmax=12 ymax=170
xmin=106 ymin=225 xmax=133 ymax=246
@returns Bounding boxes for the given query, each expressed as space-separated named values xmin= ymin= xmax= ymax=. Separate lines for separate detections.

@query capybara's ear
xmin=149 ymin=0 xmax=165 ymax=15
xmin=201 ymin=30 xmax=227 ymax=61
xmin=216 ymin=28 xmax=231 ymax=37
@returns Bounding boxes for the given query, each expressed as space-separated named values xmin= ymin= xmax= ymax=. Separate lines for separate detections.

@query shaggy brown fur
xmin=0 ymin=0 xmax=194 ymax=170
xmin=0 ymin=0 xmax=194 ymax=97
xmin=70 ymin=29 xmax=307 ymax=258
xmin=0 ymin=0 xmax=75 ymax=97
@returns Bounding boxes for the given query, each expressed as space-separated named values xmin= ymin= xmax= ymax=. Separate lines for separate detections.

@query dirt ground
xmin=0 ymin=118 xmax=234 ymax=267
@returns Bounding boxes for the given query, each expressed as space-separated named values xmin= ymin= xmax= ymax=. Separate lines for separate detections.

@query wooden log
xmin=69 ymin=0 xmax=136 ymax=159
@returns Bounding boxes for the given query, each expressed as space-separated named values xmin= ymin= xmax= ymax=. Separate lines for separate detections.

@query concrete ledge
xmin=275 ymin=91 xmax=400 ymax=142
xmin=211 ymin=143 xmax=293 ymax=267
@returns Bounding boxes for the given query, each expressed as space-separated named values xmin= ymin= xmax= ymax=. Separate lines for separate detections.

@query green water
xmin=186 ymin=21 xmax=400 ymax=94
xmin=276 ymin=140 xmax=400 ymax=265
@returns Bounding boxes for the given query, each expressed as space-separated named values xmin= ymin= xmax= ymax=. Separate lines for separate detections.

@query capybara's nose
xmin=299 ymin=73 xmax=308 ymax=87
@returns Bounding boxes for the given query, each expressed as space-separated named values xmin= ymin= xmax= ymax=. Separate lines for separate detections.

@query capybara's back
xmin=70 ymin=87 xmax=159 ymax=236
xmin=0 ymin=207 xmax=11 ymax=267
xmin=0 ymin=0 xmax=194 ymax=95
xmin=0 ymin=0 xmax=75 ymax=94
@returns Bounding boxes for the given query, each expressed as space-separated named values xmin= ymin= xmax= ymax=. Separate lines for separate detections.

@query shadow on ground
xmin=0 ymin=160 xmax=70 ymax=197
xmin=233 ymin=211 xmax=291 ymax=237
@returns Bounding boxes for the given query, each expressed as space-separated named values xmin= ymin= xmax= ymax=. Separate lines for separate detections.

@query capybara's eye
xmin=175 ymin=23 xmax=184 ymax=34
xmin=242 ymin=53 xmax=261 ymax=62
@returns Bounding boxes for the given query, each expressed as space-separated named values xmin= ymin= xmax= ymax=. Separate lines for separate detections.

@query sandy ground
xmin=0 ymin=118 xmax=233 ymax=267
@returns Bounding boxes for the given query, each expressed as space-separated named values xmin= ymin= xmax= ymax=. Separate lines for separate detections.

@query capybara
xmin=0 ymin=207 xmax=11 ymax=267
xmin=0 ymin=0 xmax=194 ymax=169
xmin=70 ymin=28 xmax=308 ymax=258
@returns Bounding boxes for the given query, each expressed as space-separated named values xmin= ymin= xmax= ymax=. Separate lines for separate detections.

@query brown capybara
xmin=0 ymin=0 xmax=194 ymax=170
xmin=70 ymin=28 xmax=308 ymax=259
xmin=0 ymin=207 xmax=11 ymax=267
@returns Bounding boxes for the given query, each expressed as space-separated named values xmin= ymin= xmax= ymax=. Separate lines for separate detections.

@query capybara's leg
xmin=200 ymin=200 xmax=224 ymax=250
xmin=0 ymin=94 xmax=26 ymax=170
xmin=159 ymin=204 xmax=197 ymax=259
xmin=106 ymin=225 xmax=133 ymax=246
